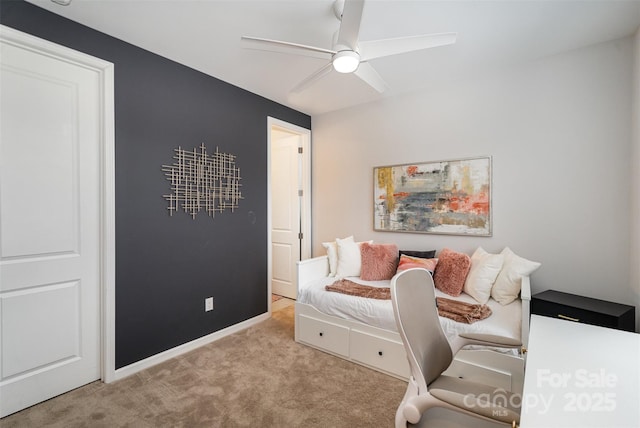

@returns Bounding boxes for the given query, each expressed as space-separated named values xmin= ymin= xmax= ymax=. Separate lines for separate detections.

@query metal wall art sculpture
xmin=162 ymin=144 xmax=242 ymax=219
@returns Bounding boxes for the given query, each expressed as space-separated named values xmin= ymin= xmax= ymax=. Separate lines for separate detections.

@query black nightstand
xmin=531 ymin=290 xmax=635 ymax=332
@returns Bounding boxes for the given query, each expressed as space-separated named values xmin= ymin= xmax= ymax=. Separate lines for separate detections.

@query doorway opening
xmin=267 ymin=117 xmax=311 ymax=307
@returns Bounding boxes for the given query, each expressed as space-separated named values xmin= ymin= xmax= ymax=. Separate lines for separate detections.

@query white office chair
xmin=391 ymin=268 xmax=522 ymax=428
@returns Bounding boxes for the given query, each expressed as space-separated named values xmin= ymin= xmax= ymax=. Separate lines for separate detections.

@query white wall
xmin=631 ymin=28 xmax=640 ymax=330
xmin=312 ymin=37 xmax=635 ymax=311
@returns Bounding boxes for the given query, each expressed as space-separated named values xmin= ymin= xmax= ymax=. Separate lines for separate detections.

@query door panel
xmin=0 ymin=30 xmax=102 ymax=417
xmin=0 ymin=64 xmax=78 ymax=259
xmin=271 ymin=131 xmax=301 ymax=299
xmin=1 ymin=281 xmax=80 ymax=378
xmin=272 ymin=243 xmax=293 ymax=284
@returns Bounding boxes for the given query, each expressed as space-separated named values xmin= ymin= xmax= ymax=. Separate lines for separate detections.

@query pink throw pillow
xmin=433 ymin=248 xmax=471 ymax=296
xmin=360 ymin=243 xmax=399 ymax=281
xmin=396 ymin=255 xmax=438 ymax=274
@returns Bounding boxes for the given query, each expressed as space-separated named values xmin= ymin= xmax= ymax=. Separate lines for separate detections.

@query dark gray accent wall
xmin=1 ymin=0 xmax=311 ymax=368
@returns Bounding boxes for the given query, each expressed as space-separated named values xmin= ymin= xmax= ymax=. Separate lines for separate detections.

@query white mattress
xmin=298 ymin=276 xmax=522 ymax=344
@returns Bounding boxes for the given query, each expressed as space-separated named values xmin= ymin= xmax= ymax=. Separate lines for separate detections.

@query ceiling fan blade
xmin=291 ymin=63 xmax=334 ymax=93
xmin=241 ymin=36 xmax=334 ymax=60
xmin=336 ymin=0 xmax=365 ymax=50
xmin=359 ymin=32 xmax=457 ymax=61
xmin=353 ymin=62 xmax=388 ymax=93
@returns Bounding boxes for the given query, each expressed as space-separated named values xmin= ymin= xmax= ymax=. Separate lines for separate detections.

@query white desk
xmin=521 ymin=315 xmax=640 ymax=427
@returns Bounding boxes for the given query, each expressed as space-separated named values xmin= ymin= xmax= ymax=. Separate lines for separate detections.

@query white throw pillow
xmin=322 ymin=236 xmax=353 ymax=277
xmin=491 ymin=247 xmax=541 ymax=305
xmin=335 ymin=237 xmax=372 ymax=278
xmin=463 ymin=247 xmax=504 ymax=304
xmin=335 ymin=237 xmax=362 ymax=278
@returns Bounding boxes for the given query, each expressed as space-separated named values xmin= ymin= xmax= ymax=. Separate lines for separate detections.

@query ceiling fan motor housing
xmin=332 ymin=50 xmax=360 ymax=73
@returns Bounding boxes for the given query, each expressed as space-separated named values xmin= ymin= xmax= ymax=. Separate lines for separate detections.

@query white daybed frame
xmin=295 ymin=255 xmax=531 ymax=393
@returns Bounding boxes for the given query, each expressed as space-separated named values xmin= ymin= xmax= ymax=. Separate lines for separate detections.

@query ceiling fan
xmin=241 ymin=0 xmax=456 ymax=94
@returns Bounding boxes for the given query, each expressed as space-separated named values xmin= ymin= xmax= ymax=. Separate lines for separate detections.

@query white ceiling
xmin=27 ymin=0 xmax=640 ymax=116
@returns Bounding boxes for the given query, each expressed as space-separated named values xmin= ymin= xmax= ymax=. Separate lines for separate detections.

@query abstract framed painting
xmin=374 ymin=156 xmax=492 ymax=236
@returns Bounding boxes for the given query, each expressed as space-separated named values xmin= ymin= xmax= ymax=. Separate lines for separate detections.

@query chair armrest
xmin=403 ymin=394 xmax=433 ymax=424
xmin=450 ymin=332 xmax=522 ymax=354
xmin=458 ymin=332 xmax=522 ymax=347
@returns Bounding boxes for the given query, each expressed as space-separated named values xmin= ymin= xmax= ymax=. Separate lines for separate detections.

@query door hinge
xmin=298 ymin=147 xmax=303 ymax=154
xmin=298 ymin=189 xmax=303 ymax=197
xmin=298 ymin=232 xmax=304 ymax=240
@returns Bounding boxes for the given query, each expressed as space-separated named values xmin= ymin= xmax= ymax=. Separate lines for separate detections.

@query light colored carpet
xmin=1 ymin=305 xmax=407 ymax=427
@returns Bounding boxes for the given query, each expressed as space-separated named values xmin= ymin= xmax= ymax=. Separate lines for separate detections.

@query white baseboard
xmin=110 ymin=311 xmax=271 ymax=382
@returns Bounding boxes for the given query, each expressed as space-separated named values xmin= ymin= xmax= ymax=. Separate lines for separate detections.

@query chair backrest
xmin=391 ymin=268 xmax=453 ymax=390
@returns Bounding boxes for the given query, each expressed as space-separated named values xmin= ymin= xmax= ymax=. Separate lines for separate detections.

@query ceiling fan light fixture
xmin=332 ymin=51 xmax=360 ymax=73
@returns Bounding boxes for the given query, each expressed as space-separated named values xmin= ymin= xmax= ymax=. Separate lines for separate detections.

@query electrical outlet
xmin=205 ymin=297 xmax=214 ymax=312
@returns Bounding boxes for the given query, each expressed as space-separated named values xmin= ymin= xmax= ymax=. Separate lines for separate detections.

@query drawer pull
xmin=319 ymin=332 xmax=323 ymax=337
xmin=378 ymin=351 xmax=383 ymax=356
xmin=557 ymin=314 xmax=580 ymax=322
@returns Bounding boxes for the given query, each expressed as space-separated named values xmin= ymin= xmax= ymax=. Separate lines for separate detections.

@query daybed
xmin=294 ymin=245 xmax=537 ymax=393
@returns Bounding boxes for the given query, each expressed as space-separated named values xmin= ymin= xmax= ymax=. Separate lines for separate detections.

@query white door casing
xmin=0 ymin=25 xmax=115 ymax=417
xmin=268 ymin=118 xmax=311 ymax=301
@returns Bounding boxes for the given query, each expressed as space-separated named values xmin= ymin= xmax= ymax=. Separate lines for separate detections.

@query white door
xmin=0 ymin=28 xmax=105 ymax=417
xmin=269 ymin=120 xmax=311 ymax=300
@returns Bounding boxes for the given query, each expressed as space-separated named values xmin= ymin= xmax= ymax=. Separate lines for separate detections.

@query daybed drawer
xmin=298 ymin=314 xmax=350 ymax=357
xmin=350 ymin=330 xmax=409 ymax=378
